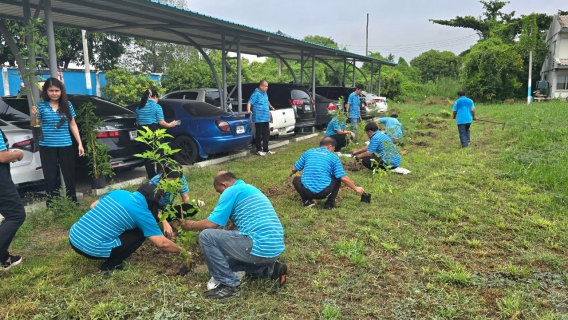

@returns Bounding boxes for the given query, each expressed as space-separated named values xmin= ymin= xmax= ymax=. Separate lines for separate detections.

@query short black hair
xmin=163 ymin=162 xmax=183 ymax=179
xmin=364 ymin=122 xmax=379 ymax=132
xmin=457 ymin=90 xmax=466 ymax=97
xmin=136 ymin=184 xmax=164 ymax=221
xmin=320 ymin=136 xmax=337 ymax=148
xmin=355 ymin=84 xmax=364 ymax=90
xmin=390 ymin=114 xmax=398 ymax=118
xmin=259 ymin=79 xmax=268 ymax=87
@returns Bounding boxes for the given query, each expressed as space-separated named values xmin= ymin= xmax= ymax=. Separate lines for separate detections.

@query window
xmin=557 ymin=75 xmax=568 ymax=90
xmin=158 ymin=103 xmax=177 ymax=119
xmin=0 ymin=99 xmax=31 ymax=122
xmin=164 ymin=92 xmax=185 ymax=99
xmin=183 ymin=102 xmax=227 ymax=117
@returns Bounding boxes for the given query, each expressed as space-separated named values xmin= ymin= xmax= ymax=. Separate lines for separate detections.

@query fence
xmin=1 ymin=67 xmax=162 ymax=98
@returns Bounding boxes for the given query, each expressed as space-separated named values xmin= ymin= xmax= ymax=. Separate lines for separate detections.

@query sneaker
xmin=100 ymin=264 xmax=124 ymax=275
xmin=1 ymin=255 xmax=22 ymax=271
xmin=203 ymin=283 xmax=238 ymax=299
xmin=257 ymin=151 xmax=266 ymax=156
xmin=266 ymin=150 xmax=275 ymax=155
xmin=324 ymin=203 xmax=336 ymax=210
xmin=207 ymin=271 xmax=246 ymax=290
xmin=303 ymin=199 xmax=315 ymax=208
xmin=271 ymin=261 xmax=287 ymax=288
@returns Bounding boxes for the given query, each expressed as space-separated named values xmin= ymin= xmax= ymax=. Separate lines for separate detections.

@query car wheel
xmin=172 ymin=136 xmax=199 ymax=165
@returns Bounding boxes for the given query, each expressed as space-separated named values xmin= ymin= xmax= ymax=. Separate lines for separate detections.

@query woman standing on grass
xmin=31 ymin=77 xmax=84 ymax=206
xmin=136 ymin=89 xmax=177 ymax=179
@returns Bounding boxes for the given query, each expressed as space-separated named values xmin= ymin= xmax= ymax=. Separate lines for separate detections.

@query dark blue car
xmin=129 ymin=99 xmax=253 ymax=164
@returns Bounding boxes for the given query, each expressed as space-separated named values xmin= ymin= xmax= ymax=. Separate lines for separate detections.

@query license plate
xmin=236 ymin=125 xmax=244 ymax=134
xmin=304 ymin=105 xmax=311 ymax=111
xmin=129 ymin=130 xmax=137 ymax=140
xmin=279 ymin=128 xmax=286 ymax=135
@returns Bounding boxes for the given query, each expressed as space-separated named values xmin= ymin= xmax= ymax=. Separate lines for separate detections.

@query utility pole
xmin=365 ymin=13 xmax=369 ymax=56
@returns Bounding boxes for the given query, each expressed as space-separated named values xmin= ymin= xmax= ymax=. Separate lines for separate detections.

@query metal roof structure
xmin=0 ymin=0 xmax=393 ymax=111
xmin=0 ymin=0 xmax=395 ymax=66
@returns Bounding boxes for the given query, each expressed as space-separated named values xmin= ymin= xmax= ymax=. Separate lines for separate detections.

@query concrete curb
xmin=194 ymin=151 xmax=249 ymax=168
xmin=92 ymin=176 xmax=148 ymax=196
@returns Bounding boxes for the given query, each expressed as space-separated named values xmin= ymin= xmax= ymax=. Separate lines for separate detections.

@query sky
xmin=185 ymin=0 xmax=564 ymax=62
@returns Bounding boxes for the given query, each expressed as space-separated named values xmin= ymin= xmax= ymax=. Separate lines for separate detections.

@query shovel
xmin=475 ymin=118 xmax=505 ymax=130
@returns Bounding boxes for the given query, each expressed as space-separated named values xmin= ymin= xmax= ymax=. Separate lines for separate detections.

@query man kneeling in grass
xmin=180 ymin=171 xmax=287 ymax=299
xmin=290 ymin=137 xmax=365 ymax=210
xmin=69 ymin=185 xmax=187 ymax=274
xmin=351 ymin=122 xmax=401 ymax=171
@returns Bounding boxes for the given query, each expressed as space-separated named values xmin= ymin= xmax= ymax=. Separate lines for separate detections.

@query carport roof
xmin=0 ymin=0 xmax=396 ymax=66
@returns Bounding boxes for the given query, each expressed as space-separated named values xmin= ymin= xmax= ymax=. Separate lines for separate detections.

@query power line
xmin=346 ymin=34 xmax=478 ymax=50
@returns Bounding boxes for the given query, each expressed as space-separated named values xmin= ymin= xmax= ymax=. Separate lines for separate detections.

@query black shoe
xmin=324 ymin=203 xmax=335 ymax=210
xmin=100 ymin=264 xmax=124 ymax=275
xmin=203 ymin=283 xmax=238 ymax=299
xmin=303 ymin=199 xmax=315 ymax=208
xmin=1 ymin=255 xmax=22 ymax=271
xmin=271 ymin=261 xmax=287 ymax=288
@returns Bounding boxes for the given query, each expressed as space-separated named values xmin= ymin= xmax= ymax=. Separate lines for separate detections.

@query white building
xmin=540 ymin=15 xmax=568 ymax=100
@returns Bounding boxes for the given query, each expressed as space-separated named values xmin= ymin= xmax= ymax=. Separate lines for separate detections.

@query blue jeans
xmin=199 ymin=229 xmax=279 ymax=287
xmin=457 ymin=123 xmax=471 ymax=147
xmin=350 ymin=118 xmax=360 ymax=142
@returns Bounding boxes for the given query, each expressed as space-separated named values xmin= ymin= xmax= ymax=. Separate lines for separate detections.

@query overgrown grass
xmin=1 ymin=101 xmax=567 ymax=319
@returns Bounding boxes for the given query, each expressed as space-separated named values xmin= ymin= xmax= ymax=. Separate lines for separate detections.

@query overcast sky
xmin=185 ymin=0 xmax=564 ymax=62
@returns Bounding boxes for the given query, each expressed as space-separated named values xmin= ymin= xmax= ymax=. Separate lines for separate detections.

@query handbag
xmin=32 ymin=113 xmax=44 ymax=142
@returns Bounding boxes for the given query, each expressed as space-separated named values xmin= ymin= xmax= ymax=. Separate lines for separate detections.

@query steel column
xmin=352 ymin=59 xmax=356 ymax=86
xmin=253 ymin=47 xmax=297 ymax=83
xmin=300 ymin=50 xmax=304 ymax=85
xmin=370 ymin=62 xmax=374 ymax=93
xmin=311 ymin=51 xmax=316 ymax=133
xmin=343 ymin=58 xmax=347 ymax=86
xmin=43 ymin=0 xmax=58 ymax=78
xmin=237 ymin=36 xmax=242 ymax=113
xmin=221 ymin=33 xmax=227 ymax=111
xmin=377 ymin=65 xmax=382 ymax=97
xmin=22 ymin=0 xmax=40 ymax=108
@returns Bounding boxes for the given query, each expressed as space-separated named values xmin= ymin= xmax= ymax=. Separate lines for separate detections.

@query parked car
xmin=314 ymin=86 xmax=366 ymax=119
xmin=0 ymin=95 xmax=145 ymax=171
xmin=162 ymin=88 xmax=231 ymax=111
xmin=360 ymin=91 xmax=388 ymax=118
xmin=128 ymin=99 xmax=253 ymax=165
xmin=314 ymin=93 xmax=339 ymax=128
xmin=0 ymin=118 xmax=44 ymax=188
xmin=228 ymin=83 xmax=315 ymax=134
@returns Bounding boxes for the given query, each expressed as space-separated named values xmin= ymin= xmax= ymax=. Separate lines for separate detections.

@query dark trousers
xmin=39 ymin=145 xmax=77 ymax=205
xmin=330 ymin=134 xmax=347 ymax=152
xmin=0 ymin=179 xmax=26 ymax=263
xmin=254 ymin=122 xmax=270 ymax=152
xmin=138 ymin=124 xmax=163 ymax=179
xmin=292 ymin=175 xmax=341 ymax=206
xmin=70 ymin=228 xmax=146 ymax=271
xmin=457 ymin=123 xmax=471 ymax=147
xmin=360 ymin=155 xmax=397 ymax=171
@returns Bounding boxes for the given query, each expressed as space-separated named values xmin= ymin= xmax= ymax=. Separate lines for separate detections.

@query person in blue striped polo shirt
xmin=31 ymin=78 xmax=84 ymax=205
xmin=0 ymin=128 xmax=26 ymax=271
xmin=346 ymin=84 xmax=364 ymax=142
xmin=180 ymin=171 xmax=286 ymax=299
xmin=351 ymin=122 xmax=401 ymax=171
xmin=136 ymin=89 xmax=178 ymax=178
xmin=325 ymin=111 xmax=355 ymax=152
xmin=290 ymin=137 xmax=365 ymax=210
xmin=69 ymin=184 xmax=187 ymax=274
xmin=247 ymin=80 xmax=275 ymax=156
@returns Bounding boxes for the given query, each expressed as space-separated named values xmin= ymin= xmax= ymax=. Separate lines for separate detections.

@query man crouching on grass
xmin=181 ymin=171 xmax=287 ymax=299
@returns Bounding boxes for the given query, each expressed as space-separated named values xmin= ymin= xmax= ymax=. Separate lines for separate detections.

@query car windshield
xmin=291 ymin=89 xmax=310 ymax=100
xmin=182 ymin=102 xmax=229 ymax=117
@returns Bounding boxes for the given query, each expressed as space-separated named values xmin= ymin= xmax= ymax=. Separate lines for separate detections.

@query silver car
xmin=0 ymin=119 xmax=44 ymax=188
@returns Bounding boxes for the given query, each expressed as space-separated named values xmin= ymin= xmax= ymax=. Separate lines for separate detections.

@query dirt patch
xmin=343 ymin=161 xmax=366 ymax=172
xmin=425 ymin=123 xmax=447 ymax=130
xmin=413 ymin=131 xmax=439 ymax=139
xmin=400 ymin=150 xmax=408 ymax=156
xmin=129 ymin=241 xmax=202 ymax=277
xmin=262 ymin=180 xmax=296 ymax=198
xmin=410 ymin=141 xmax=430 ymax=147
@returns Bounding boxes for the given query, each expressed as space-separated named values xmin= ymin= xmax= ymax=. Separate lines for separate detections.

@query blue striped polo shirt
xmin=368 ymin=131 xmax=401 ymax=167
xmin=294 ymin=147 xmax=347 ymax=193
xmin=69 ymin=190 xmax=163 ymax=257
xmin=207 ymin=180 xmax=285 ymax=258
xmin=378 ymin=117 xmax=403 ymax=139
xmin=248 ymin=88 xmax=270 ymax=123
xmin=149 ymin=174 xmax=190 ymax=207
xmin=36 ymin=101 xmax=76 ymax=147
xmin=0 ymin=129 xmax=6 ymax=151
xmin=347 ymin=92 xmax=361 ymax=119
xmin=136 ymin=100 xmax=164 ymax=126
xmin=325 ymin=118 xmax=347 ymax=137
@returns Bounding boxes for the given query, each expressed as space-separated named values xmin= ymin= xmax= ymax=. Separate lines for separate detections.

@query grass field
xmin=1 ymin=101 xmax=567 ymax=319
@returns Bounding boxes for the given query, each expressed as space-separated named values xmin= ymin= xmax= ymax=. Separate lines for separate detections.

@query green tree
xmin=160 ymin=57 xmax=216 ymax=92
xmin=462 ymin=38 xmax=523 ymax=101
xmin=410 ymin=50 xmax=461 ymax=82
xmin=101 ymin=69 xmax=161 ymax=106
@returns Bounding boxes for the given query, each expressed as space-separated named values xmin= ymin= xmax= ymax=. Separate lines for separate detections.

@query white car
xmin=361 ymin=91 xmax=388 ymax=117
xmin=0 ymin=119 xmax=44 ymax=188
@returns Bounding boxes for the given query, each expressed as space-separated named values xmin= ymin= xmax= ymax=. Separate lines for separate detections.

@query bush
xmin=101 ymin=69 xmax=161 ymax=106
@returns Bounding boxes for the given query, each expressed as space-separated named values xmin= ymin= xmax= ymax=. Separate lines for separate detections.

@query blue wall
xmin=1 ymin=68 xmax=162 ymax=97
